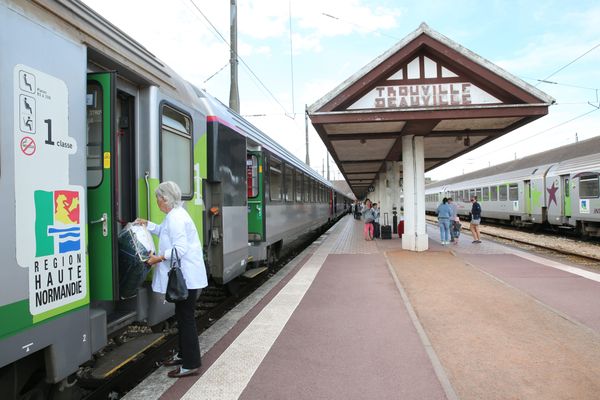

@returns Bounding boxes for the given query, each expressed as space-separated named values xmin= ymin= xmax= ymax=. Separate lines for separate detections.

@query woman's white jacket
xmin=147 ymin=206 xmax=208 ymax=293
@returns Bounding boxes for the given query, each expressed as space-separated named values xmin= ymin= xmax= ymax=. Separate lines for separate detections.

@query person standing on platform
xmin=470 ymin=195 xmax=482 ymax=243
xmin=362 ymin=198 xmax=375 ymax=240
xmin=137 ymin=181 xmax=207 ymax=378
xmin=436 ymin=197 xmax=452 ymax=245
xmin=372 ymin=203 xmax=380 ymax=239
xmin=447 ymin=198 xmax=460 ymax=244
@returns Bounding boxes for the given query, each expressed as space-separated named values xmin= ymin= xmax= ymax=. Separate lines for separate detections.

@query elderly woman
xmin=137 ymin=181 xmax=207 ymax=378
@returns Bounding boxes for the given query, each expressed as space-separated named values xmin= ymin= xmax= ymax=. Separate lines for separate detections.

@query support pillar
xmin=401 ymin=135 xmax=428 ymax=251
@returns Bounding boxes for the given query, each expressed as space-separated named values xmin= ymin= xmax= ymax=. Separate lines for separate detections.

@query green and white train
xmin=0 ymin=1 xmax=351 ymax=398
xmin=425 ymin=136 xmax=600 ymax=236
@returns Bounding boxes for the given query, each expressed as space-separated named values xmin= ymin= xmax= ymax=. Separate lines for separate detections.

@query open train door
xmin=86 ymin=72 xmax=118 ymax=301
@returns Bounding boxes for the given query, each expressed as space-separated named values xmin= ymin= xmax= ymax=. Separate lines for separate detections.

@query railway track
xmin=426 ymin=216 xmax=600 ymax=269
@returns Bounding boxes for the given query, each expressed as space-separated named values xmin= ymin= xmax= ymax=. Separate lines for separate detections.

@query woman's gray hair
xmin=155 ymin=181 xmax=182 ymax=209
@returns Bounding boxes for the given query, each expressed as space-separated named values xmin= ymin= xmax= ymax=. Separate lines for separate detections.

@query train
xmin=0 ymin=1 xmax=352 ymax=398
xmin=425 ymin=136 xmax=600 ymax=237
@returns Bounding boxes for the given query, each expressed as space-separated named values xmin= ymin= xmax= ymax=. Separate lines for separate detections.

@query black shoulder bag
xmin=166 ymin=248 xmax=188 ymax=302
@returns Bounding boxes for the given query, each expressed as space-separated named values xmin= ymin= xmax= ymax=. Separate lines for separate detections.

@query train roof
xmin=196 ymin=89 xmax=333 ymax=188
xmin=427 ymin=135 xmax=600 ymax=188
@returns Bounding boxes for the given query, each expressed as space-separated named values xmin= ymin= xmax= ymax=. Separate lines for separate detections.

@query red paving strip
xmin=239 ymin=254 xmax=447 ymax=400
xmin=160 ymin=252 xmax=314 ymax=400
xmin=463 ymin=254 xmax=600 ymax=333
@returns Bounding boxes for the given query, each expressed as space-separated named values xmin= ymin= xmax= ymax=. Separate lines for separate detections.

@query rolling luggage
xmin=381 ymin=213 xmax=392 ymax=240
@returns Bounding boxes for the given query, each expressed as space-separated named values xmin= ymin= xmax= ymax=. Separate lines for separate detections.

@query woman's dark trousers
xmin=175 ymin=288 xmax=201 ymax=369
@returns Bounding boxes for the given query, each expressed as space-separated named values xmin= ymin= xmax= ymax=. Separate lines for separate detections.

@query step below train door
xmin=247 ymin=148 xmax=265 ymax=243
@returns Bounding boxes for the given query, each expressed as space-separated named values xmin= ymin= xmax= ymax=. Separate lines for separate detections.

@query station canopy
xmin=308 ymin=23 xmax=554 ymax=197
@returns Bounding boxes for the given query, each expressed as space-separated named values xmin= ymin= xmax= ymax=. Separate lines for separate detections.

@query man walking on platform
xmin=470 ymin=196 xmax=482 ymax=243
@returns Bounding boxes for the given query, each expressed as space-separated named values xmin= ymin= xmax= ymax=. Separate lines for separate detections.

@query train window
xmin=295 ymin=171 xmax=303 ymax=201
xmin=284 ymin=164 xmax=294 ymax=202
xmin=161 ymin=104 xmax=192 ymax=198
xmin=499 ymin=185 xmax=508 ymax=201
xmin=490 ymin=186 xmax=498 ymax=201
xmin=247 ymin=155 xmax=259 ymax=198
xmin=87 ymin=81 xmax=103 ymax=187
xmin=303 ymin=175 xmax=310 ymax=202
xmin=483 ymin=187 xmax=489 ymax=201
xmin=508 ymin=184 xmax=518 ymax=201
xmin=269 ymin=156 xmax=282 ymax=201
xmin=475 ymin=188 xmax=482 ymax=200
xmin=469 ymin=189 xmax=475 ymax=200
xmin=580 ymin=175 xmax=599 ymax=198
xmin=462 ymin=190 xmax=468 ymax=201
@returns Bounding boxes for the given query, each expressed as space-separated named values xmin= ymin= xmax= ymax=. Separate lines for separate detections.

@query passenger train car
xmin=425 ymin=136 xmax=600 ymax=237
xmin=0 ymin=1 xmax=350 ymax=398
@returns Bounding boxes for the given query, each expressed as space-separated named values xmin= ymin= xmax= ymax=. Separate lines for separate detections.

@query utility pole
xmin=229 ymin=0 xmax=240 ymax=113
xmin=305 ymin=104 xmax=310 ymax=165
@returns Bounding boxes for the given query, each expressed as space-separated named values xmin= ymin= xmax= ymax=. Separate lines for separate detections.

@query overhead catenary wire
xmin=535 ymin=42 xmax=600 ymax=85
xmin=187 ymin=0 xmax=292 ymax=117
xmin=472 ymin=106 xmax=600 ymax=161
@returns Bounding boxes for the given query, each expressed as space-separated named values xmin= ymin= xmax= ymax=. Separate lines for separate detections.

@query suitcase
xmin=381 ymin=213 xmax=392 ymax=240
xmin=397 ymin=220 xmax=404 ymax=237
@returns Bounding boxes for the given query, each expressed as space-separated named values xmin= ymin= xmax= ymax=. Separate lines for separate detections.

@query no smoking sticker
xmin=20 ymin=136 xmax=36 ymax=156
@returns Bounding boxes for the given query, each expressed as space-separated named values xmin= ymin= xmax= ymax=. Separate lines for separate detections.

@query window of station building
xmin=247 ymin=154 xmax=259 ymax=198
xmin=269 ymin=156 xmax=282 ymax=201
xmin=499 ymin=184 xmax=508 ymax=201
xmin=490 ymin=186 xmax=498 ymax=201
xmin=508 ymin=184 xmax=518 ymax=201
xmin=284 ymin=164 xmax=294 ymax=202
xmin=161 ymin=104 xmax=193 ymax=198
xmin=482 ymin=187 xmax=490 ymax=201
xmin=580 ymin=175 xmax=600 ymax=198
xmin=295 ymin=171 xmax=303 ymax=202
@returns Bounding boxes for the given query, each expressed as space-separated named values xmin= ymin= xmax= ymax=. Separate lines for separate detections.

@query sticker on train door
xmin=512 ymin=201 xmax=519 ymax=211
xmin=13 ymin=65 xmax=87 ymax=319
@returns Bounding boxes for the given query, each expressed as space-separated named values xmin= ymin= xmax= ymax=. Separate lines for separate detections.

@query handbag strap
xmin=170 ymin=247 xmax=181 ymax=269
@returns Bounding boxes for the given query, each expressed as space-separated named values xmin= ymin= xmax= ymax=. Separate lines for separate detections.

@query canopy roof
xmin=308 ymin=23 xmax=554 ymax=197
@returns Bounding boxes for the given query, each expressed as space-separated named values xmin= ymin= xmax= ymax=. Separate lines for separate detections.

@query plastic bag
xmin=118 ymin=223 xmax=156 ymax=299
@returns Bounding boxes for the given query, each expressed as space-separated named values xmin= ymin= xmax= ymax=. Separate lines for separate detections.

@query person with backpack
xmin=470 ymin=196 xmax=482 ymax=243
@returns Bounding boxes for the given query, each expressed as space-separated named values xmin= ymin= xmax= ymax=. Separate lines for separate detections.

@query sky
xmin=82 ymin=0 xmax=600 ymax=182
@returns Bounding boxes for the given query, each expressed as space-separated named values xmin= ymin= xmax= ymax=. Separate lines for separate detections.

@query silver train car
xmin=0 ymin=1 xmax=351 ymax=398
xmin=425 ymin=136 xmax=600 ymax=236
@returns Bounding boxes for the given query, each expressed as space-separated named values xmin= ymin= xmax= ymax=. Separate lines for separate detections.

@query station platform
xmin=125 ymin=215 xmax=600 ymax=400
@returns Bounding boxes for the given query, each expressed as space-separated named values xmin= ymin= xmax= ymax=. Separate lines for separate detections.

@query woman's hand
xmin=146 ymin=252 xmax=165 ymax=266
xmin=134 ymin=218 xmax=148 ymax=226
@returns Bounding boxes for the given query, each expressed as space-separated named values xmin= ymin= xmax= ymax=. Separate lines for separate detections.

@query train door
xmin=524 ymin=180 xmax=532 ymax=216
xmin=247 ymin=150 xmax=264 ymax=241
xmin=86 ymin=73 xmax=136 ymax=301
xmin=561 ymin=175 xmax=571 ymax=218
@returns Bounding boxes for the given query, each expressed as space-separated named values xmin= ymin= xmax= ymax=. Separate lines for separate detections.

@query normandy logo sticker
xmin=34 ymin=189 xmax=81 ymax=255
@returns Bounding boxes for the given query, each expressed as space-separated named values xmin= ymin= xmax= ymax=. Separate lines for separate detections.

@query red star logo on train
xmin=547 ymin=182 xmax=559 ymax=206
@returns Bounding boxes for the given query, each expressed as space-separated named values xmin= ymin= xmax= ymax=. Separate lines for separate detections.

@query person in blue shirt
xmin=436 ymin=197 xmax=453 ymax=245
